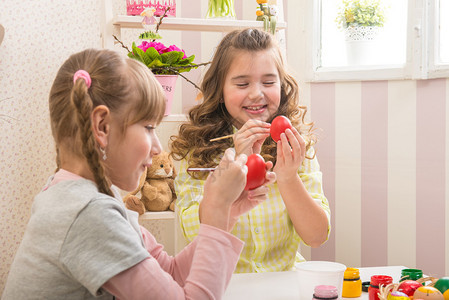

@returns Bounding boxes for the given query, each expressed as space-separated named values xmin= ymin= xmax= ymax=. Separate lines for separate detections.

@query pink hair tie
xmin=73 ymin=70 xmax=92 ymax=88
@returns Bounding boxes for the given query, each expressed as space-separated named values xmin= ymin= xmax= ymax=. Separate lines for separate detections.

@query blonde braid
xmin=54 ymin=145 xmax=60 ymax=172
xmin=71 ymin=80 xmax=113 ymax=197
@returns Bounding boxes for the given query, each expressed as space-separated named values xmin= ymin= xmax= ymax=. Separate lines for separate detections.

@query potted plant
xmin=335 ymin=0 xmax=386 ymax=65
xmin=336 ymin=0 xmax=386 ymax=38
xmin=114 ymin=7 xmax=209 ymax=115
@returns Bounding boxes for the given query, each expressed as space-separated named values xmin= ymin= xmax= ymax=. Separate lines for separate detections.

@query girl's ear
xmin=91 ymin=105 xmax=110 ymax=148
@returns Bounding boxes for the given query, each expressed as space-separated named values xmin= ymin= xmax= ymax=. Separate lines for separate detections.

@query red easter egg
xmin=245 ymin=154 xmax=266 ymax=190
xmin=270 ymin=116 xmax=292 ymax=142
xmin=398 ymin=280 xmax=422 ymax=297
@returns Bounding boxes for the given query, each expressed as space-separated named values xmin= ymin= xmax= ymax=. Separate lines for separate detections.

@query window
xmin=305 ymin=0 xmax=449 ymax=81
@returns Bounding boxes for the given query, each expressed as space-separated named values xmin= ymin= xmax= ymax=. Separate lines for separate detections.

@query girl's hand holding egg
xmin=272 ymin=116 xmax=307 ymax=184
xmin=228 ymin=153 xmax=275 ymax=231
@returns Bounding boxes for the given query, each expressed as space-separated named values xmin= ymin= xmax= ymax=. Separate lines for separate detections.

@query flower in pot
xmin=114 ymin=7 xmax=209 ymax=115
xmin=336 ymin=0 xmax=387 ymax=65
xmin=336 ymin=0 xmax=386 ymax=41
xmin=128 ymin=40 xmax=198 ymax=116
xmin=129 ymin=40 xmax=196 ymax=75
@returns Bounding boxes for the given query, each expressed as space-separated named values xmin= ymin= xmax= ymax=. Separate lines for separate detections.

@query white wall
xmin=0 ymin=0 xmax=102 ymax=293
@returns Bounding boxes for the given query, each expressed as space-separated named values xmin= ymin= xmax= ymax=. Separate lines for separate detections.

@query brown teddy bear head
xmin=147 ymin=151 xmax=176 ymax=179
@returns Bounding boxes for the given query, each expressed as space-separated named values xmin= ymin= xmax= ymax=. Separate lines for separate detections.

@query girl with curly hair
xmin=170 ymin=28 xmax=331 ymax=273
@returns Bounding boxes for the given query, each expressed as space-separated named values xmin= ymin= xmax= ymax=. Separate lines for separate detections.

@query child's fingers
xmin=234 ymin=133 xmax=269 ymax=156
xmin=276 ymin=139 xmax=284 ymax=163
xmin=235 ymin=153 xmax=248 ymax=172
xmin=291 ymin=127 xmax=304 ymax=143
xmin=236 ymin=120 xmax=270 ymax=139
xmin=247 ymin=195 xmax=267 ymax=205
xmin=240 ymin=119 xmax=271 ymax=131
xmin=265 ymin=171 xmax=276 ymax=184
xmin=234 ymin=120 xmax=271 ymax=154
xmin=291 ymin=127 xmax=307 ymax=152
xmin=280 ymin=132 xmax=293 ymax=161
xmin=264 ymin=160 xmax=273 ymax=171
xmin=247 ymin=186 xmax=270 ymax=198
xmin=284 ymin=129 xmax=300 ymax=151
xmin=222 ymin=148 xmax=236 ymax=163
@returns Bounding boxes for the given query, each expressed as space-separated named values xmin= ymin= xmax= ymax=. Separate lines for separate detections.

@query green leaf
xmin=138 ymin=31 xmax=162 ymax=40
xmin=131 ymin=42 xmax=152 ymax=66
xmin=335 ymin=0 xmax=385 ymax=29
xmin=127 ymin=51 xmax=142 ymax=63
xmin=145 ymin=47 xmax=161 ymax=62
xmin=147 ymin=59 xmax=166 ymax=68
xmin=161 ymin=51 xmax=182 ymax=65
xmin=179 ymin=55 xmax=195 ymax=65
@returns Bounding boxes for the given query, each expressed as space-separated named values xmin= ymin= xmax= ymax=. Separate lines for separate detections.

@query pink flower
xmin=138 ymin=41 xmax=187 ymax=58
xmin=137 ymin=41 xmax=166 ymax=53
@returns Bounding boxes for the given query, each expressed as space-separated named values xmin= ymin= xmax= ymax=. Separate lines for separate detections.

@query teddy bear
xmin=123 ymin=151 xmax=177 ymax=215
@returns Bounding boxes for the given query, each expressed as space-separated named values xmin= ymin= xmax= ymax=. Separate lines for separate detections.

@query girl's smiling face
xmin=223 ymin=49 xmax=281 ymax=129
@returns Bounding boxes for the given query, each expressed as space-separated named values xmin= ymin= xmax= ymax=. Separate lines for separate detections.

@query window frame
xmin=427 ymin=0 xmax=449 ymax=79
xmin=304 ymin=0 xmax=448 ymax=82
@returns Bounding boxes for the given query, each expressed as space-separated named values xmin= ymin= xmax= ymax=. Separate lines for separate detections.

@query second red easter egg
xmin=245 ymin=154 xmax=266 ymax=190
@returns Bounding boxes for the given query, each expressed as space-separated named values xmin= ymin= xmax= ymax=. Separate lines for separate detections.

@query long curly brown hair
xmin=170 ymin=29 xmax=316 ymax=179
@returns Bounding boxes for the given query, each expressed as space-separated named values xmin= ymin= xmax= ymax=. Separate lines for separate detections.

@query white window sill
xmin=305 ymin=64 xmax=412 ymax=82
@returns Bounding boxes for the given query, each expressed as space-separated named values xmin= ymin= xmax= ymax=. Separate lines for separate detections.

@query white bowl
xmin=296 ymin=261 xmax=347 ymax=299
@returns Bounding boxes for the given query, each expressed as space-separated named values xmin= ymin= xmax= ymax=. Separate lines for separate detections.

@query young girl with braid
xmin=2 ymin=48 xmax=275 ymax=300
xmin=170 ymin=28 xmax=331 ymax=273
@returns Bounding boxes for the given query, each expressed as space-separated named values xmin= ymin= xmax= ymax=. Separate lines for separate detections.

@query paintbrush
xmin=187 ymin=167 xmax=216 ymax=172
xmin=209 ymin=134 xmax=234 ymax=142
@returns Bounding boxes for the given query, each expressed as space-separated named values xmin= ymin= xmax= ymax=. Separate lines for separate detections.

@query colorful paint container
xmin=313 ymin=285 xmax=339 ymax=300
xmin=369 ymin=275 xmax=393 ymax=300
xmin=343 ymin=268 xmax=362 ymax=298
xmin=400 ymin=269 xmax=423 ymax=282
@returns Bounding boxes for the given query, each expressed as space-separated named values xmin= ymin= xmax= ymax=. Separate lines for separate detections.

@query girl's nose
xmin=151 ymin=134 xmax=163 ymax=157
xmin=248 ymin=84 xmax=263 ymax=100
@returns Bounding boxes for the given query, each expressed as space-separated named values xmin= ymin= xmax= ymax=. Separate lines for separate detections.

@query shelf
xmin=113 ymin=16 xmax=286 ymax=32
xmin=139 ymin=211 xmax=175 ymax=220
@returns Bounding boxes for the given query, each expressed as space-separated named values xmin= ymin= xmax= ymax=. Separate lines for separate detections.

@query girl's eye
xmin=145 ymin=125 xmax=156 ymax=132
xmin=264 ymin=81 xmax=275 ymax=85
xmin=236 ymin=83 xmax=248 ymax=87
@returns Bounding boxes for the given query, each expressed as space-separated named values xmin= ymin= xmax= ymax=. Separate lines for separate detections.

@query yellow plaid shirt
xmin=175 ymin=148 xmax=330 ymax=273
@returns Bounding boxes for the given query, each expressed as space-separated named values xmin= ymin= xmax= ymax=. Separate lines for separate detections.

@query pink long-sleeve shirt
xmin=48 ymin=170 xmax=244 ymax=300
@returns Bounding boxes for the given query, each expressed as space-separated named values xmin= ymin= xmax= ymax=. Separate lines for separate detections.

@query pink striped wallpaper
xmin=416 ymin=79 xmax=446 ymax=276
xmin=310 ymin=79 xmax=449 ymax=278
xmin=310 ymin=83 xmax=336 ymax=262
xmin=180 ymin=1 xmax=202 ymax=112
xmin=361 ymin=81 xmax=389 ymax=267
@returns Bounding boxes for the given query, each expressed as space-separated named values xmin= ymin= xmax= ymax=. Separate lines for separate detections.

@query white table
xmin=223 ymin=265 xmax=407 ymax=300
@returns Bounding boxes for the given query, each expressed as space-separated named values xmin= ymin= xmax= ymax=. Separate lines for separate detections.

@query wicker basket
xmin=126 ymin=0 xmax=176 ymax=17
xmin=378 ymin=277 xmax=439 ymax=300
